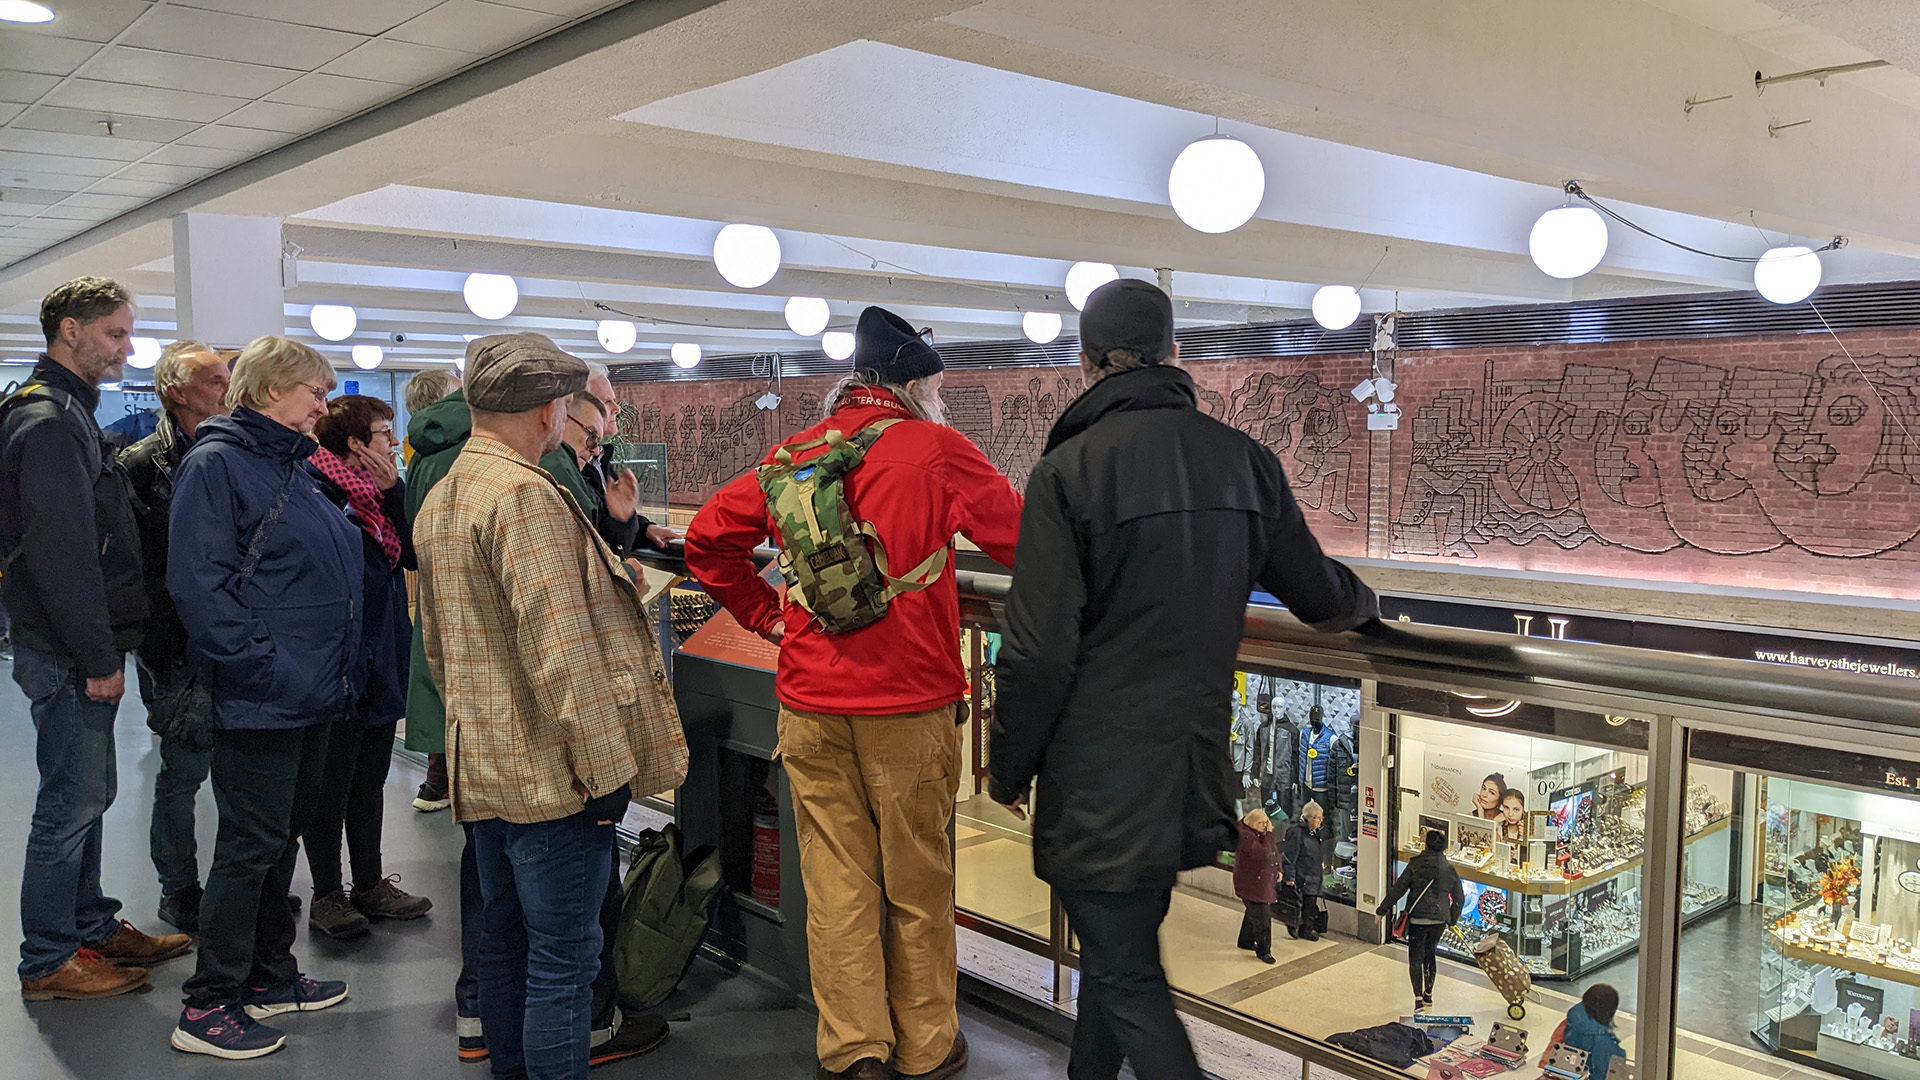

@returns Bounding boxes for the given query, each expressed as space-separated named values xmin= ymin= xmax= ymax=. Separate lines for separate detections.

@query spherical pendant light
xmin=351 ymin=344 xmax=384 ymax=371
xmin=1022 ymin=311 xmax=1062 ymax=344
xmin=597 ymin=319 xmax=637 ymax=354
xmin=713 ymin=224 xmax=781 ymax=289
xmin=1167 ymin=135 xmax=1267 ymax=234
xmin=822 ymin=331 xmax=855 ymax=361
xmin=128 ymin=337 xmax=161 ymax=369
xmin=784 ymin=296 xmax=830 ymax=336
xmin=309 ymin=304 xmax=357 ymax=342
xmin=1311 ymin=285 xmax=1362 ymax=331
xmin=0 ymin=3 xmax=57 ymax=25
xmin=1528 ymin=206 xmax=1609 ymax=279
xmin=670 ymin=342 xmax=702 ymax=369
xmin=463 ymin=273 xmax=518 ymax=320
xmin=1754 ymin=245 xmax=1822 ymax=305
xmin=1065 ymin=261 xmax=1120 ymax=311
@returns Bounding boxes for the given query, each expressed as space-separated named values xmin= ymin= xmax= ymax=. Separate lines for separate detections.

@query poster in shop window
xmin=1425 ymin=752 xmax=1531 ymax=844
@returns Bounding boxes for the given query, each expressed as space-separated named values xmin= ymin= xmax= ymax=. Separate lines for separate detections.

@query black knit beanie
xmin=852 ymin=306 xmax=943 ymax=384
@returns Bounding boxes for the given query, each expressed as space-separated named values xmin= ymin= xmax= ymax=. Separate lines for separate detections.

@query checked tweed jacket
xmin=417 ymin=436 xmax=688 ymax=825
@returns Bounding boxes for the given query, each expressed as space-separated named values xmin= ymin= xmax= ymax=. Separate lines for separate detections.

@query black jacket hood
xmin=1044 ymin=364 xmax=1197 ymax=454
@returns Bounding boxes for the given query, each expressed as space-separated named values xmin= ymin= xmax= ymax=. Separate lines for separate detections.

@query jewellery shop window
xmin=1230 ymin=668 xmax=1362 ymax=905
xmin=1390 ymin=712 xmax=1735 ymax=980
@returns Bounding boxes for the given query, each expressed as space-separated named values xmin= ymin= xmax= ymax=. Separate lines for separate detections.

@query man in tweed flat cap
xmin=416 ymin=334 xmax=689 ymax=1079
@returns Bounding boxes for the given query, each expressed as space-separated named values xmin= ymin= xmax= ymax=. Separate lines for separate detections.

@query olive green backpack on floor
xmin=756 ymin=419 xmax=947 ymax=634
xmin=614 ymin=824 xmax=725 ymax=1011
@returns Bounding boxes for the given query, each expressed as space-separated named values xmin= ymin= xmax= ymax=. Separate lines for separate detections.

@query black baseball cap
xmin=1078 ymin=278 xmax=1175 ymax=363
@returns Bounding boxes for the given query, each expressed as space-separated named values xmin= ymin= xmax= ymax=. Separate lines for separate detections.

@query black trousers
xmin=1406 ymin=921 xmax=1444 ymax=997
xmin=183 ymin=722 xmax=331 ymax=1007
xmin=1058 ymin=887 xmax=1202 ymax=1080
xmin=304 ymin=719 xmax=397 ymax=896
xmin=1236 ymin=901 xmax=1271 ymax=957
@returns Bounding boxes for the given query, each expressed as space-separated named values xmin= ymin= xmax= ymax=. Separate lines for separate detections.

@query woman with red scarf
xmin=302 ymin=395 xmax=433 ymax=939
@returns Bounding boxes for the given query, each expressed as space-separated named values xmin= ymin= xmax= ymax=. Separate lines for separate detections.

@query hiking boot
xmin=817 ymin=1059 xmax=895 ymax=1080
xmin=243 ymin=974 xmax=348 ymax=1019
xmin=353 ymin=876 xmax=432 ymax=921
xmin=413 ymin=781 xmax=451 ymax=812
xmin=89 ymin=919 xmax=193 ymax=965
xmin=308 ymin=891 xmax=370 ymax=939
xmin=158 ymin=885 xmax=203 ymax=933
xmin=901 ymin=1031 xmax=968 ymax=1080
xmin=20 ymin=949 xmax=150 ymax=1001
xmin=589 ymin=1009 xmax=669 ymax=1067
xmin=172 ymin=1004 xmax=286 ymax=1060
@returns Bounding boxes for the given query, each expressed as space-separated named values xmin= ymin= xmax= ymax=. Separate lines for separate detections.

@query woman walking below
xmin=302 ymin=395 xmax=432 ymax=939
xmin=167 ymin=337 xmax=363 ymax=1060
xmin=1376 ymin=830 xmax=1465 ymax=1010
xmin=1280 ymin=801 xmax=1327 ymax=941
xmin=1233 ymin=808 xmax=1279 ymax=963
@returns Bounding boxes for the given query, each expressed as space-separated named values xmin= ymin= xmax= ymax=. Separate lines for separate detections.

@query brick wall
xmin=613 ymin=327 xmax=1920 ymax=601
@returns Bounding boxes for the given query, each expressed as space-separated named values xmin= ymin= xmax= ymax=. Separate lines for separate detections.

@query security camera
xmin=389 ymin=332 xmax=409 ymax=344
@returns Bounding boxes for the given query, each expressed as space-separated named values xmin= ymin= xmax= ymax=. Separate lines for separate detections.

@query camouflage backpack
xmin=757 ymin=419 xmax=947 ymax=634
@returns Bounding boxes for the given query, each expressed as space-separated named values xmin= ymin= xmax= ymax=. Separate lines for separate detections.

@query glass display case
xmin=609 ymin=439 xmax=669 ymax=524
xmin=1230 ymin=668 xmax=1362 ymax=904
xmin=1756 ymin=776 xmax=1920 ymax=1079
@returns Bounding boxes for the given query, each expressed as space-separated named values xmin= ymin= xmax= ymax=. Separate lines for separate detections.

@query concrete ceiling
xmin=1 ymin=0 xmax=1918 ymax=371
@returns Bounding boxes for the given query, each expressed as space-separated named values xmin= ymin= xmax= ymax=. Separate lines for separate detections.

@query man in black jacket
xmin=121 ymin=340 xmax=231 ymax=932
xmin=988 ymin=279 xmax=1377 ymax=1080
xmin=0 ymin=277 xmax=193 ymax=1002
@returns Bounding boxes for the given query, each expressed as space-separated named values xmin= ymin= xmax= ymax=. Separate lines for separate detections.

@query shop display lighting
xmin=351 ymin=344 xmax=384 ymax=371
xmin=1064 ymin=261 xmax=1120 ymax=311
xmin=463 ymin=273 xmax=518 ymax=320
xmin=1311 ymin=285 xmax=1362 ymax=330
xmin=784 ymin=296 xmax=830 ymax=336
xmin=1753 ymin=245 xmax=1823 ymax=305
xmin=713 ymin=224 xmax=781 ymax=289
xmin=1022 ymin=311 xmax=1062 ymax=344
xmin=1528 ymin=205 xmax=1610 ymax=279
xmin=309 ymin=304 xmax=357 ymax=342
xmin=671 ymin=342 xmax=702 ymax=369
xmin=128 ymin=337 xmax=161 ymax=369
xmin=822 ymin=331 xmax=855 ymax=361
xmin=597 ymin=319 xmax=637 ymax=354
xmin=0 ymin=2 xmax=55 ymax=24
xmin=1167 ymin=135 xmax=1266 ymax=234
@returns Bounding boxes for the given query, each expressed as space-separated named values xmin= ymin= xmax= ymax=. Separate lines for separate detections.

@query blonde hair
xmin=227 ymin=335 xmax=333 ymax=412
xmin=154 ymin=340 xmax=215 ymax=403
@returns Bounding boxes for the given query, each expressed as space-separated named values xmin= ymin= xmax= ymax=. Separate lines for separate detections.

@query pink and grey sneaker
xmin=172 ymin=1005 xmax=287 ymax=1060
xmin=243 ymin=975 xmax=348 ymax=1019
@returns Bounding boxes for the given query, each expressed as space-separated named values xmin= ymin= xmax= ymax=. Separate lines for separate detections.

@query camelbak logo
xmin=806 ymin=542 xmax=851 ymax=572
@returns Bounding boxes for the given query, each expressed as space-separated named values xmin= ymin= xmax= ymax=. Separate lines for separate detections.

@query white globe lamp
xmin=784 ymin=296 xmax=830 ymax=336
xmin=1529 ymin=206 xmax=1609 ymax=279
xmin=1022 ymin=311 xmax=1063 ymax=344
xmin=351 ymin=344 xmax=384 ymax=371
xmin=309 ymin=304 xmax=357 ymax=342
xmin=822 ymin=331 xmax=855 ymax=361
xmin=597 ymin=320 xmax=637 ymax=354
xmin=463 ymin=273 xmax=518 ymax=320
xmin=713 ymin=224 xmax=781 ymax=289
xmin=1167 ymin=136 xmax=1266 ymax=234
xmin=671 ymin=342 xmax=702 ymax=369
xmin=1754 ymin=245 xmax=1822 ymax=305
xmin=128 ymin=337 xmax=161 ymax=369
xmin=1311 ymin=285 xmax=1362 ymax=331
xmin=1065 ymin=261 xmax=1120 ymax=311
xmin=0 ymin=3 xmax=58 ymax=24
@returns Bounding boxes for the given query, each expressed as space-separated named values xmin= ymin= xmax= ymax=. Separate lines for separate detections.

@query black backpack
xmin=613 ymin=824 xmax=725 ymax=1010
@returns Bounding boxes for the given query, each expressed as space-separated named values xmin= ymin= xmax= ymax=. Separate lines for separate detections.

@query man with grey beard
xmin=685 ymin=306 xmax=1022 ymax=1080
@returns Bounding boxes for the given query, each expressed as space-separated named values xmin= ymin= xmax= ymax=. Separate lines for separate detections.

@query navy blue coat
xmin=168 ymin=408 xmax=363 ymax=731
xmin=308 ymin=468 xmax=413 ymax=727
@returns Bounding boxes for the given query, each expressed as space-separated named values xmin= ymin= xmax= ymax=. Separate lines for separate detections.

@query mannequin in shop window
xmin=1252 ymin=695 xmax=1293 ymax=813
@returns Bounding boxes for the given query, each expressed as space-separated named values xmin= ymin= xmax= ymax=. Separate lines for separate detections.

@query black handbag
xmin=1313 ymin=896 xmax=1329 ymax=933
xmin=1275 ymin=884 xmax=1302 ymax=927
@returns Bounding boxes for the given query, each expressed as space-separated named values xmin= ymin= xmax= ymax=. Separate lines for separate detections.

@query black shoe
xmin=158 ymin=885 xmax=203 ymax=933
xmin=1257 ymin=953 xmax=1277 ymax=964
xmin=286 ymin=893 xmax=301 ymax=916
xmin=308 ymin=891 xmax=371 ymax=939
xmin=900 ymin=1031 xmax=967 ymax=1080
xmin=413 ymin=782 xmax=451 ymax=812
xmin=1300 ymin=928 xmax=1321 ymax=942
xmin=589 ymin=1009 xmax=668 ymax=1067
xmin=352 ymin=876 xmax=432 ymax=920
xmin=817 ymin=1058 xmax=895 ymax=1080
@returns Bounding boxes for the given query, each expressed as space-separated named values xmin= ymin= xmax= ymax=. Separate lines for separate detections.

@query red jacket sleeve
xmin=935 ymin=427 xmax=1023 ymax=566
xmin=684 ymin=470 xmax=782 ymax=637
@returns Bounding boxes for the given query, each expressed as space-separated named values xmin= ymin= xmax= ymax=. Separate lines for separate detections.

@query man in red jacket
xmin=686 ymin=306 xmax=1022 ymax=1080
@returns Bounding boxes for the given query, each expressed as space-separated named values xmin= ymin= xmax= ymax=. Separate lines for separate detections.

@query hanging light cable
xmin=1560 ymin=180 xmax=1845 ymax=263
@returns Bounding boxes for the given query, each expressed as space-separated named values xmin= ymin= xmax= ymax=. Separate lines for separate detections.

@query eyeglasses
xmin=369 ymin=425 xmax=396 ymax=442
xmin=297 ymin=382 xmax=330 ymax=404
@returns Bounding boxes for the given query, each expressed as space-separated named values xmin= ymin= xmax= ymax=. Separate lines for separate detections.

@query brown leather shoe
xmin=900 ymin=1032 xmax=968 ymax=1080
xmin=21 ymin=949 xmax=151 ymax=1001
xmin=816 ymin=1058 xmax=895 ymax=1080
xmin=88 ymin=919 xmax=193 ymax=965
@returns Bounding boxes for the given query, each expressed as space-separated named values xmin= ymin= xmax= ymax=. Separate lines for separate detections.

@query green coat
xmin=539 ymin=443 xmax=642 ymax=555
xmin=401 ymin=390 xmax=471 ymax=753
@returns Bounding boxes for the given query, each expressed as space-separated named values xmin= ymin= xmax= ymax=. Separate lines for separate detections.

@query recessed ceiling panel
xmin=175 ymin=124 xmax=292 ymax=154
xmin=141 ymin=143 xmax=249 ymax=170
xmin=88 ymin=45 xmax=304 ymax=100
xmin=222 ymin=98 xmax=349 ymax=134
xmin=122 ymin=6 xmax=363 ymax=69
xmin=266 ymin=72 xmax=408 ymax=113
xmin=0 ymin=70 xmax=60 ymax=105
xmin=114 ymin=162 xmax=215 ymax=185
xmin=14 ymin=0 xmax=150 ymax=44
xmin=0 ymin=34 xmax=100 ymax=77
xmin=0 ymin=151 xmax=123 ymax=178
xmin=0 ymin=168 xmax=96 ymax=193
xmin=0 ymin=129 xmax=162 ymax=162
xmin=15 ymin=105 xmax=203 ymax=143
xmin=498 ymin=0 xmax=623 ymax=16
xmin=85 ymin=176 xmax=180 ymax=198
xmin=171 ymin=0 xmax=446 ymax=37
xmin=45 ymin=79 xmax=252 ymax=124
xmin=387 ymin=0 xmax=565 ymax=55
xmin=319 ymin=37 xmax=477 ymax=83
xmin=60 ymin=192 xmax=148 ymax=211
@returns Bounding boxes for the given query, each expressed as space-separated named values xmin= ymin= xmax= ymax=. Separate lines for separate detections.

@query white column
xmin=172 ymin=214 xmax=284 ymax=349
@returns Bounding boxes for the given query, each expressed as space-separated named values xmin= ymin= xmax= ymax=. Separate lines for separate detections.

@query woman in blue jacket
xmin=166 ymin=337 xmax=362 ymax=1061
xmin=1561 ymin=984 xmax=1627 ymax=1079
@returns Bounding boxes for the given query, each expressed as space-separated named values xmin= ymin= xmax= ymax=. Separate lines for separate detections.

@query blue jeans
xmin=470 ymin=811 xmax=614 ymax=1080
xmin=13 ymin=646 xmax=125 ymax=980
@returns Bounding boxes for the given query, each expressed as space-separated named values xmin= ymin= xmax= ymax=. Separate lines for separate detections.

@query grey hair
xmin=404 ymin=368 xmax=458 ymax=413
xmin=1301 ymin=799 xmax=1325 ymax=822
xmin=584 ymin=360 xmax=610 ymax=380
xmin=154 ymin=340 xmax=215 ymax=402
xmin=822 ymin=369 xmax=938 ymax=423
